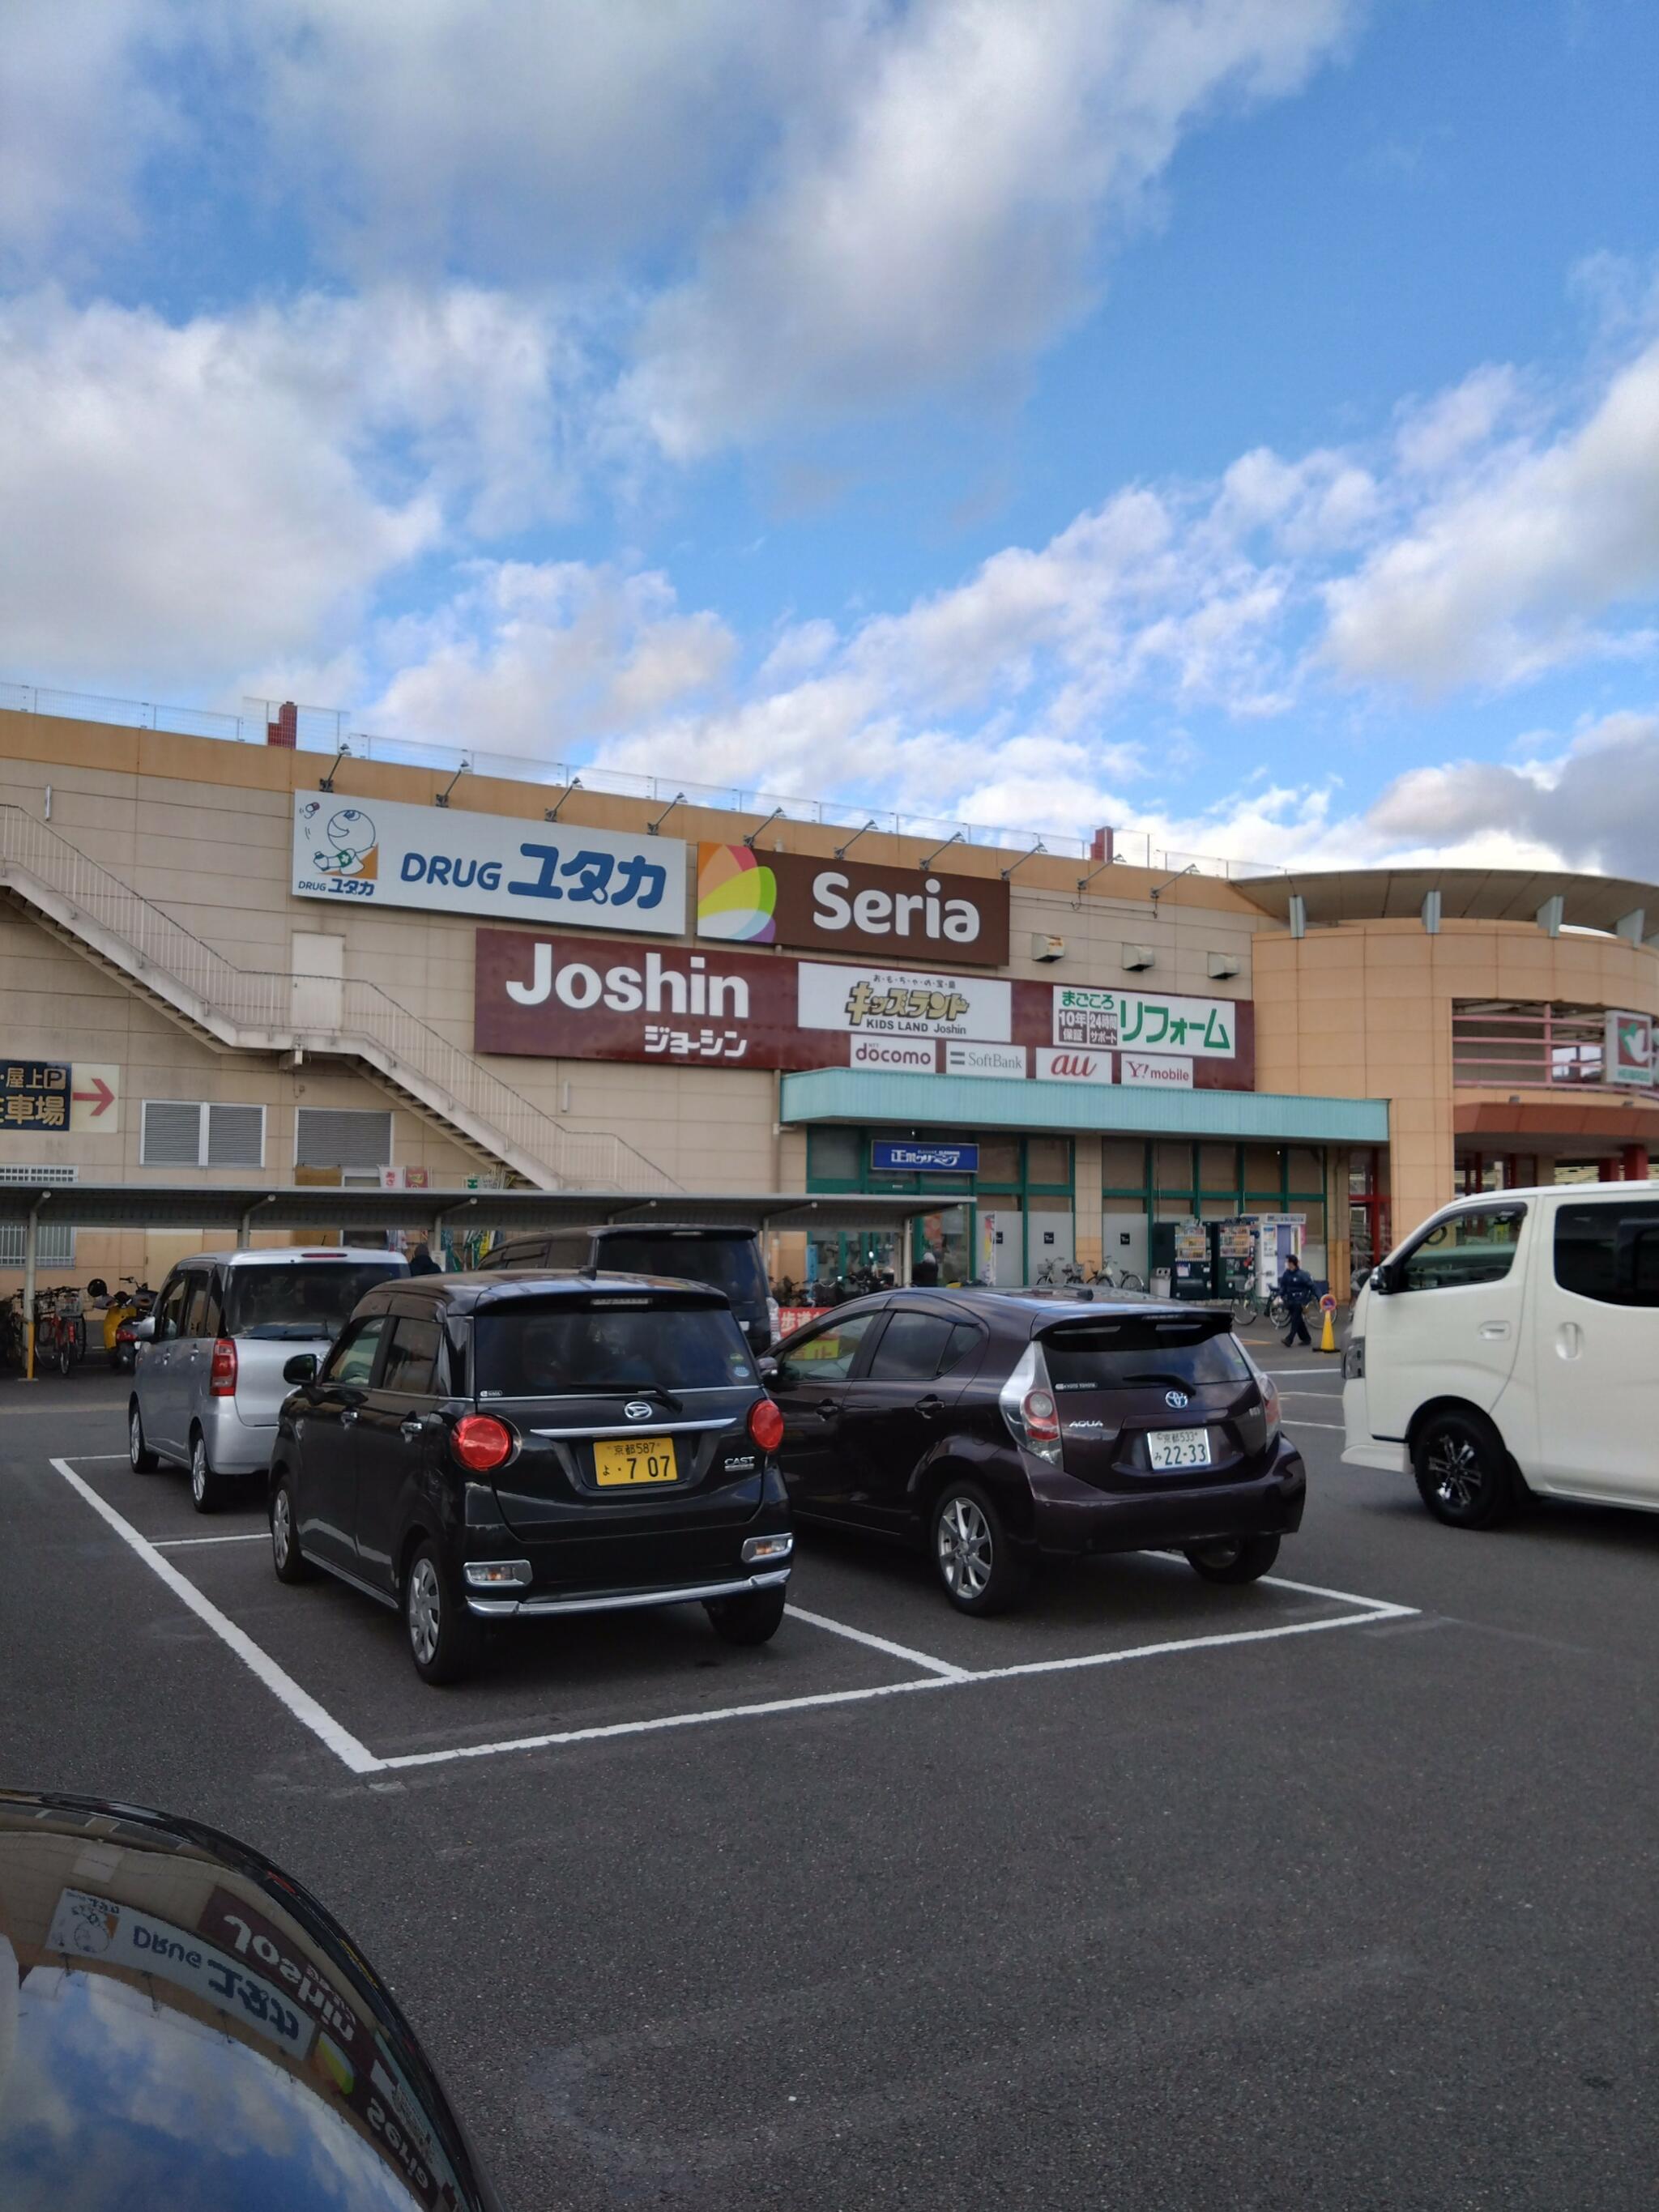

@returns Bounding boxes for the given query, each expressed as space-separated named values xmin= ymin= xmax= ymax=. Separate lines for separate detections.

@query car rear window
xmin=1041 ymin=1317 xmax=1252 ymax=1392
xmin=475 ymin=1299 xmax=758 ymax=1398
xmin=224 ymin=1262 xmax=406 ymax=1340
xmin=595 ymin=1234 xmax=767 ymax=1308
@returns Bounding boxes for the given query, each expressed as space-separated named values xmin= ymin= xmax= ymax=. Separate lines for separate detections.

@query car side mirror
xmin=283 ymin=1353 xmax=319 ymax=1386
xmin=1367 ymin=1264 xmax=1395 ymax=1296
xmin=759 ymin=1357 xmax=779 ymax=1383
xmin=130 ymin=1315 xmax=156 ymax=1342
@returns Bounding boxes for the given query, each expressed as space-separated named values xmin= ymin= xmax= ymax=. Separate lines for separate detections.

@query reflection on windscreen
xmin=599 ymin=1236 xmax=766 ymax=1306
xmin=476 ymin=1304 xmax=757 ymax=1397
xmin=1043 ymin=1321 xmax=1251 ymax=1392
xmin=226 ymin=1264 xmax=403 ymax=1340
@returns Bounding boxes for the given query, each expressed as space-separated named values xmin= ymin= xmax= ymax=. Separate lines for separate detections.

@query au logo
xmin=301 ymin=802 xmax=379 ymax=882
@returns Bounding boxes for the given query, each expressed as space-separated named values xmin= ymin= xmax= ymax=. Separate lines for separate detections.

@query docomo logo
xmin=505 ymin=943 xmax=750 ymax=1016
xmin=813 ymin=870 xmax=983 ymax=946
xmin=849 ymin=1036 xmax=936 ymax=1071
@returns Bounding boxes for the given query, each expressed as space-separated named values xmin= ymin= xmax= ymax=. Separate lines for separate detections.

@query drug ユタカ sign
xmin=292 ymin=794 xmax=687 ymax=936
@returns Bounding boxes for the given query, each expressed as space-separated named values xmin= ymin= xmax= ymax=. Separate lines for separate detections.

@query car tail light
xmin=451 ymin=1414 xmax=515 ymax=1473
xmin=998 ymin=1342 xmax=1062 ymax=1464
xmin=1021 ymin=1387 xmax=1060 ymax=1444
xmin=1260 ymin=1374 xmax=1282 ymax=1444
xmin=208 ymin=1338 xmax=238 ymax=1396
xmin=748 ymin=1397 xmax=786 ymax=1453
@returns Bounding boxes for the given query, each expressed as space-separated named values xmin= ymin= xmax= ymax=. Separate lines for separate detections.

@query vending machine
xmin=1212 ymin=1219 xmax=1256 ymax=1304
xmin=1151 ymin=1218 xmax=1213 ymax=1300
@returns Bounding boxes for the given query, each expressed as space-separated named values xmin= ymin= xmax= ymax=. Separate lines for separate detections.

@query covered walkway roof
xmin=0 ymin=1183 xmax=936 ymax=1235
xmin=779 ymin=1068 xmax=1388 ymax=1144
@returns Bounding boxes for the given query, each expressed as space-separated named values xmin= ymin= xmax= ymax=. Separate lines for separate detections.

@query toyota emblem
xmin=1164 ymin=1388 xmax=1189 ymax=1409
xmin=624 ymin=1400 xmax=654 ymax=1421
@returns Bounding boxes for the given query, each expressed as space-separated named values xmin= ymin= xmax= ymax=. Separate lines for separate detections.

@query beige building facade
xmin=1 ymin=703 xmax=1655 ymax=1304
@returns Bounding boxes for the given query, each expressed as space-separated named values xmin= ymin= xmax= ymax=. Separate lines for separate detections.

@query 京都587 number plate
xmin=593 ymin=1437 xmax=679 ymax=1486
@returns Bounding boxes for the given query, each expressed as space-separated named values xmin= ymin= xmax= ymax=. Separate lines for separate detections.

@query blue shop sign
xmin=872 ymin=1140 xmax=979 ymax=1174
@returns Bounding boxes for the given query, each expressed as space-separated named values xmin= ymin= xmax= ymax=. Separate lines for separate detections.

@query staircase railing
xmin=0 ymin=804 xmax=679 ymax=1193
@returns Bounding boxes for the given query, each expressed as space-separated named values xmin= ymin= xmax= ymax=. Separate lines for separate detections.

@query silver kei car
xmin=129 ymin=1247 xmax=408 ymax=1511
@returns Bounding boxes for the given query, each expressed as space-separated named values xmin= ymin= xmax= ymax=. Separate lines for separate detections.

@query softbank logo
xmin=505 ymin=944 xmax=750 ymax=1017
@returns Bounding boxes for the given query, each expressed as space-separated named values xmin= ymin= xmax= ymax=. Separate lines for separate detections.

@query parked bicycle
xmin=32 ymin=1285 xmax=86 ymax=1376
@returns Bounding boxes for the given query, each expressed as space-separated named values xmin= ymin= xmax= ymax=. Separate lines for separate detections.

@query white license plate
xmin=1147 ymin=1428 xmax=1212 ymax=1471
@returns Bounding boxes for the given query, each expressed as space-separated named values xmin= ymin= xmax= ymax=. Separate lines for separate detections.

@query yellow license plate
xmin=593 ymin=1436 xmax=679 ymax=1487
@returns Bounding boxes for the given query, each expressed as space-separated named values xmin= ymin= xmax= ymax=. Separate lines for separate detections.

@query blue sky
xmin=2 ymin=0 xmax=1658 ymax=875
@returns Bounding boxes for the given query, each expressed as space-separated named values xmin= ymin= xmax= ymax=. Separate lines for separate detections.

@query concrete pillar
xmin=1073 ymin=1134 xmax=1102 ymax=1274
xmin=1623 ymin=1144 xmax=1650 ymax=1183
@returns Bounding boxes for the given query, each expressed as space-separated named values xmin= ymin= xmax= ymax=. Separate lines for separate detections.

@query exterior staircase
xmin=0 ymin=803 xmax=679 ymax=1194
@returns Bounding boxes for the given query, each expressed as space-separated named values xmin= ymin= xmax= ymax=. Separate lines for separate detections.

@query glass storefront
xmin=804 ymin=1127 xmax=1075 ymax=1286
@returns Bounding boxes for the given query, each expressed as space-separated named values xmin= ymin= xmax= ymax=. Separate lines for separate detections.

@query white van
xmin=1342 ymin=1182 xmax=1659 ymax=1528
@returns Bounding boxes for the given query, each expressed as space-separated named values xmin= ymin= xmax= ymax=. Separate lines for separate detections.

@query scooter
xmin=97 ymin=1277 xmax=155 ymax=1372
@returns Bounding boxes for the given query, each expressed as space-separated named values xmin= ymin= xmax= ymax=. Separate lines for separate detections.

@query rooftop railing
xmin=0 ymin=676 xmax=1281 ymax=883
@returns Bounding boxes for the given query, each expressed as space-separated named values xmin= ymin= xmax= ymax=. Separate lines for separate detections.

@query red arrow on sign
xmin=72 ymin=1076 xmax=116 ymax=1117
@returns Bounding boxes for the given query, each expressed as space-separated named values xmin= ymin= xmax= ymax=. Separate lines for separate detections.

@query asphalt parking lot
xmin=5 ymin=1342 xmax=1658 ymax=2208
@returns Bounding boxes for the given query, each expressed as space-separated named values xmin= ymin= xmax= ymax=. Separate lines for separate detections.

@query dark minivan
xmin=480 ymin=1223 xmax=777 ymax=1353
xmin=268 ymin=1270 xmax=793 ymax=1682
xmin=769 ymin=1289 xmax=1305 ymax=1613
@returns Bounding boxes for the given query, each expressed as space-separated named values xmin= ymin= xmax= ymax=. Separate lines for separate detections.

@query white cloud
xmin=0 ymin=0 xmax=174 ymax=270
xmin=365 ymin=561 xmax=737 ymax=759
xmin=1361 ymin=710 xmax=1659 ymax=880
xmin=0 ymin=285 xmax=586 ymax=687
xmin=1324 ymin=336 xmax=1659 ymax=693
xmin=625 ymin=0 xmax=1357 ymax=454
xmin=237 ymin=0 xmax=814 ymax=276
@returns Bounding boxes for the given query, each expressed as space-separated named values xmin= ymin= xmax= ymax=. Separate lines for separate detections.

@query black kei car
xmin=0 ymin=1787 xmax=501 ymax=2210
xmin=768 ymin=1289 xmax=1305 ymax=1614
xmin=268 ymin=1270 xmax=793 ymax=1684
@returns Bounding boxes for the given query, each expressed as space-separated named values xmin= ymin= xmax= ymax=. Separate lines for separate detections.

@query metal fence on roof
xmin=0 ymin=676 xmax=1280 ymax=881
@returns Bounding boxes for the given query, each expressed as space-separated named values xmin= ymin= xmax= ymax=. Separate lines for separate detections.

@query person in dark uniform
xmin=408 ymin=1241 xmax=442 ymax=1276
xmin=911 ymin=1249 xmax=940 ymax=1287
xmin=1278 ymin=1253 xmax=1316 ymax=1348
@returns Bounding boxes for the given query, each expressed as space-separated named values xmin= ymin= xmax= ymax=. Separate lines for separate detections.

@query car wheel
xmin=270 ymin=1476 xmax=314 ymax=1584
xmin=1413 ymin=1411 xmax=1517 ymax=1530
xmin=188 ymin=1428 xmax=233 ymax=1515
xmin=931 ymin=1481 xmax=1030 ymax=1616
xmin=1184 ymin=1532 xmax=1282 ymax=1583
xmin=705 ymin=1586 xmax=787 ymax=1646
xmin=404 ymin=1541 xmax=478 ymax=1686
xmin=129 ymin=1402 xmax=160 ymax=1473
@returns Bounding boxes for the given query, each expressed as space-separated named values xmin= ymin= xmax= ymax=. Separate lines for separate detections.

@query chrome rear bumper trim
xmin=467 ymin=1566 xmax=790 ymax=1619
xmin=527 ymin=1415 xmax=738 ymax=1439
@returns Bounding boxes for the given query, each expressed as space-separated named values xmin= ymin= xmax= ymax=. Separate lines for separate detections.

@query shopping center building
xmin=2 ymin=693 xmax=1656 ymax=1300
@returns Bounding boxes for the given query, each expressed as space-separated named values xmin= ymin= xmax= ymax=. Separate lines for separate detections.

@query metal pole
xmin=23 ymin=1198 xmax=43 ymax=1382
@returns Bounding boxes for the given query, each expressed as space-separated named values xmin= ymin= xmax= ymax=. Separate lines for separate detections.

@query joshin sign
xmin=476 ymin=935 xmax=1011 ymax=1068
xmin=291 ymin=795 xmax=687 ymax=935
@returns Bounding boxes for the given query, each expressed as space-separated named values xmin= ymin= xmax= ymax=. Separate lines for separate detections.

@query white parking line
xmin=1286 ymin=1419 xmax=1346 ymax=1431
xmin=153 ymin=1532 xmax=269 ymax=1549
xmin=784 ymin=1603 xmax=969 ymax=1681
xmin=53 ymin=1455 xmax=1418 ymax=1778
xmin=52 ymin=1457 xmax=384 ymax=1776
